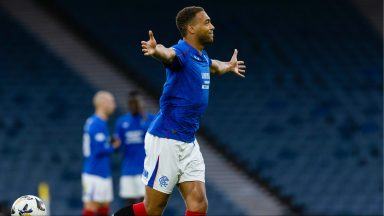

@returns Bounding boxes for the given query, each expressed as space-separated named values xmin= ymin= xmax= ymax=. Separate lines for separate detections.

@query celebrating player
xmin=114 ymin=91 xmax=155 ymax=206
xmin=114 ymin=6 xmax=246 ymax=216
xmin=82 ymin=91 xmax=120 ymax=216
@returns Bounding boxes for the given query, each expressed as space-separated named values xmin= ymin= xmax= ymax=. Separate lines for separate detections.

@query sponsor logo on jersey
xmin=202 ymin=73 xmax=210 ymax=80
xmin=125 ymin=130 xmax=144 ymax=144
xmin=202 ymin=72 xmax=210 ymax=89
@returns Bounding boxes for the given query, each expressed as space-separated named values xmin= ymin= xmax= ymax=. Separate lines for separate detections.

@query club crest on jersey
xmin=159 ymin=176 xmax=169 ymax=188
xmin=122 ymin=122 xmax=130 ymax=128
xmin=95 ymin=133 xmax=106 ymax=142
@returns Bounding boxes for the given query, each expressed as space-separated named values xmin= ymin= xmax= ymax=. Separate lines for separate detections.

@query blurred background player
xmin=82 ymin=91 xmax=121 ymax=216
xmin=115 ymin=6 xmax=246 ymax=216
xmin=114 ymin=91 xmax=155 ymax=206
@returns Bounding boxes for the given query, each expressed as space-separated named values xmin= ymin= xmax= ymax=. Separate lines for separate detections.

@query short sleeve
xmin=166 ymin=45 xmax=187 ymax=71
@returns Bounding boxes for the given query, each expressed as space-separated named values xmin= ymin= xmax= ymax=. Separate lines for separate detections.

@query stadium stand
xmin=39 ymin=0 xmax=383 ymax=214
xmin=0 ymin=8 xmax=244 ymax=215
xmin=0 ymin=9 xmax=93 ymax=214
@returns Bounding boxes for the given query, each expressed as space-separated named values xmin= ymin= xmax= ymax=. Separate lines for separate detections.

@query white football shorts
xmin=82 ymin=173 xmax=113 ymax=203
xmin=119 ymin=175 xmax=145 ymax=198
xmin=142 ymin=132 xmax=205 ymax=194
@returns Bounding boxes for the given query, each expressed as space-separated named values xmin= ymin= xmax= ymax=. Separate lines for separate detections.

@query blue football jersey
xmin=148 ymin=39 xmax=212 ymax=143
xmin=82 ymin=114 xmax=114 ymax=178
xmin=115 ymin=113 xmax=155 ymax=175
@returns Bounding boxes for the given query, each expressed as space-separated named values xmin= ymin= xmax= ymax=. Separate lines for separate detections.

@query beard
xmin=198 ymin=32 xmax=214 ymax=45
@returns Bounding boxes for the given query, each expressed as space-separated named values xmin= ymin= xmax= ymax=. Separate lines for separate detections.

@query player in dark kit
xmin=114 ymin=6 xmax=246 ymax=216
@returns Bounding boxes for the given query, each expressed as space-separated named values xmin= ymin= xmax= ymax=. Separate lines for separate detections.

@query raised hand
xmin=228 ymin=49 xmax=246 ymax=78
xmin=141 ymin=30 xmax=157 ymax=56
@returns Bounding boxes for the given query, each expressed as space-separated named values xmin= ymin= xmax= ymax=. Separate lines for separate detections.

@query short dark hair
xmin=176 ymin=6 xmax=204 ymax=37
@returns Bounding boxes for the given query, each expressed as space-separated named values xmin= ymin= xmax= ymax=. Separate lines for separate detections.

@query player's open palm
xmin=141 ymin=30 xmax=157 ymax=56
xmin=229 ymin=49 xmax=246 ymax=78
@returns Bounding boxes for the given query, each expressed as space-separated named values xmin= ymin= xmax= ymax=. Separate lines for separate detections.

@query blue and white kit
xmin=115 ymin=113 xmax=155 ymax=198
xmin=143 ymin=39 xmax=211 ymax=194
xmin=82 ymin=114 xmax=114 ymax=202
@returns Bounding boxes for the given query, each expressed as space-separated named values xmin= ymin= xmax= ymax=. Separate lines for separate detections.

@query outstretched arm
xmin=210 ymin=49 xmax=246 ymax=78
xmin=141 ymin=30 xmax=176 ymax=65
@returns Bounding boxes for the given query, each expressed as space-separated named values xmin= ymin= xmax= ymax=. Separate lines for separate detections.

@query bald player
xmin=82 ymin=91 xmax=121 ymax=216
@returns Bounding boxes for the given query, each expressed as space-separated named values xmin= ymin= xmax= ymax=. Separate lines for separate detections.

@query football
xmin=11 ymin=195 xmax=47 ymax=216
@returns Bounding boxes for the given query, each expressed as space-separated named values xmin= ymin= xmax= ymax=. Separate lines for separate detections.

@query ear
xmin=187 ymin=24 xmax=196 ymax=35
